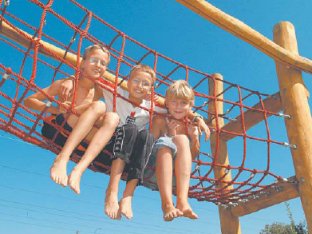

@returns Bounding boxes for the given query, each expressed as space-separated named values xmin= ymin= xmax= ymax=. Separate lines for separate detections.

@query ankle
xmin=162 ymin=202 xmax=174 ymax=210
xmin=106 ymin=188 xmax=118 ymax=196
xmin=53 ymin=155 xmax=68 ymax=164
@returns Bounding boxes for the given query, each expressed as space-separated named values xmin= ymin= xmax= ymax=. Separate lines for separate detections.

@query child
xmin=145 ymin=80 xmax=202 ymax=221
xmin=24 ymin=44 xmax=120 ymax=189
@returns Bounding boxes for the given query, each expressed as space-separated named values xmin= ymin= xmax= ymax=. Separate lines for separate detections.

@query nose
xmin=137 ymin=82 xmax=144 ymax=88
xmin=95 ymin=60 xmax=102 ymax=66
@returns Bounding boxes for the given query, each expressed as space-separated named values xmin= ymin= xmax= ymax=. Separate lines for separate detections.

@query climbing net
xmin=0 ymin=0 xmax=295 ymax=205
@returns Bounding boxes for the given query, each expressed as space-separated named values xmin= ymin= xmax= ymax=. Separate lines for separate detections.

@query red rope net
xmin=0 ymin=0 xmax=295 ymax=206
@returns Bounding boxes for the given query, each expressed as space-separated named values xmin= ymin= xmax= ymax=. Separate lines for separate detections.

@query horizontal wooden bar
xmin=230 ymin=176 xmax=299 ymax=217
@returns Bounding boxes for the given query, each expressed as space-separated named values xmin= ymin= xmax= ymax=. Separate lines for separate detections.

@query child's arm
xmin=24 ymin=80 xmax=63 ymax=114
xmin=151 ymin=115 xmax=166 ymax=139
xmin=69 ymin=85 xmax=103 ymax=115
xmin=59 ymin=76 xmax=75 ymax=101
xmin=187 ymin=111 xmax=210 ymax=141
xmin=61 ymin=101 xmax=93 ymax=116
xmin=188 ymin=124 xmax=200 ymax=159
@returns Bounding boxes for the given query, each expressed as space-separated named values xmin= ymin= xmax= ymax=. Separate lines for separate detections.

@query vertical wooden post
xmin=208 ymin=74 xmax=241 ymax=234
xmin=274 ymin=22 xmax=312 ymax=232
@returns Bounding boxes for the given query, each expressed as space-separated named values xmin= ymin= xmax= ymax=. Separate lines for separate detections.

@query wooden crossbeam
xmin=176 ymin=0 xmax=312 ymax=74
xmin=230 ymin=176 xmax=299 ymax=217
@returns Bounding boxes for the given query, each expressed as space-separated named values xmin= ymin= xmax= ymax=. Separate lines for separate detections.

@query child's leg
xmin=104 ymin=124 xmax=139 ymax=219
xmin=105 ymin=158 xmax=125 ymax=219
xmin=119 ymin=129 xmax=154 ymax=219
xmin=119 ymin=179 xmax=138 ymax=219
xmin=173 ymin=135 xmax=198 ymax=219
xmin=156 ymin=147 xmax=183 ymax=221
xmin=68 ymin=111 xmax=119 ymax=194
xmin=51 ymin=101 xmax=107 ymax=187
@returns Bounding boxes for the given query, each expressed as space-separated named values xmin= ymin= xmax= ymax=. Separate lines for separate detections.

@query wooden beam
xmin=220 ymin=92 xmax=282 ymax=141
xmin=208 ymin=74 xmax=241 ymax=234
xmin=176 ymin=0 xmax=312 ymax=74
xmin=274 ymin=21 xmax=312 ymax=233
xmin=230 ymin=176 xmax=299 ymax=217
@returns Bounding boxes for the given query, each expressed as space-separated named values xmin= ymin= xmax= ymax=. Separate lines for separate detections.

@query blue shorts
xmin=142 ymin=136 xmax=177 ymax=190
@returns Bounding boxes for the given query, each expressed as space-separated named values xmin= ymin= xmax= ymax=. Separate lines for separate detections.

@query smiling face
xmin=127 ymin=70 xmax=153 ymax=104
xmin=80 ymin=49 xmax=109 ymax=80
xmin=165 ymin=80 xmax=194 ymax=120
xmin=166 ymin=97 xmax=192 ymax=120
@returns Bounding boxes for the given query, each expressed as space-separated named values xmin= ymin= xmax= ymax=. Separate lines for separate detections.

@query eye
xmin=100 ymin=60 xmax=108 ymax=66
xmin=89 ymin=57 xmax=107 ymax=66
xmin=142 ymin=81 xmax=151 ymax=87
xmin=132 ymin=78 xmax=140 ymax=84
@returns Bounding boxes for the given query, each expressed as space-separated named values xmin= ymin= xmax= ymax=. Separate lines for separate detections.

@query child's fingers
xmin=64 ymin=89 xmax=71 ymax=101
xmin=61 ymin=87 xmax=68 ymax=101
xmin=204 ymin=128 xmax=210 ymax=141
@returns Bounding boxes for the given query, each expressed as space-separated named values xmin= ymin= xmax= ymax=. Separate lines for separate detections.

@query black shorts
xmin=93 ymin=124 xmax=155 ymax=183
xmin=41 ymin=114 xmax=92 ymax=164
xmin=41 ymin=114 xmax=73 ymax=148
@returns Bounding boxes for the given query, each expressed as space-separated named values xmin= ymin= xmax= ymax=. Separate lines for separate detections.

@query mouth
xmin=92 ymin=69 xmax=102 ymax=76
xmin=134 ymin=89 xmax=144 ymax=95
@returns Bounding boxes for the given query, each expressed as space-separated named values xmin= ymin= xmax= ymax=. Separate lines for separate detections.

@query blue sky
xmin=0 ymin=0 xmax=311 ymax=233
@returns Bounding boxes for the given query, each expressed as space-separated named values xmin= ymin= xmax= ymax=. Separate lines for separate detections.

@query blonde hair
xmin=165 ymin=80 xmax=194 ymax=103
xmin=129 ymin=64 xmax=156 ymax=83
xmin=83 ymin=44 xmax=110 ymax=63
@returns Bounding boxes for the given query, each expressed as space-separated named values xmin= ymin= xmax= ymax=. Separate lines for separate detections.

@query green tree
xmin=259 ymin=202 xmax=308 ymax=234
xmin=260 ymin=222 xmax=296 ymax=234
xmin=259 ymin=221 xmax=308 ymax=234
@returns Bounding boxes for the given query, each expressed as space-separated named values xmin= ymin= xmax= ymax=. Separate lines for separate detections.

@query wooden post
xmin=273 ymin=22 xmax=312 ymax=232
xmin=208 ymin=74 xmax=241 ymax=234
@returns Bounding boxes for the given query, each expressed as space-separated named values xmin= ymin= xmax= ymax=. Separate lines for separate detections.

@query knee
xmin=157 ymin=147 xmax=172 ymax=158
xmin=103 ymin=112 xmax=119 ymax=127
xmin=89 ymin=101 xmax=106 ymax=116
xmin=173 ymin=135 xmax=190 ymax=148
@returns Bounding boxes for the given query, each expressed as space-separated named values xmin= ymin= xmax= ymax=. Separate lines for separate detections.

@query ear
xmin=80 ymin=60 xmax=86 ymax=71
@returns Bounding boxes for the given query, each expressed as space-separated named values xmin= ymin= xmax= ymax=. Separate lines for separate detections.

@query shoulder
xmin=118 ymin=87 xmax=128 ymax=97
xmin=153 ymin=115 xmax=166 ymax=126
xmin=42 ymin=79 xmax=63 ymax=93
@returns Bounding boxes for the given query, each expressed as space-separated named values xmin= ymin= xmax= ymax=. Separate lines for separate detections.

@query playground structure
xmin=0 ymin=0 xmax=311 ymax=233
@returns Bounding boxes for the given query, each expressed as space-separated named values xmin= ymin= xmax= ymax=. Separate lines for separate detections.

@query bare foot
xmin=119 ymin=196 xmax=133 ymax=219
xmin=162 ymin=204 xmax=183 ymax=222
xmin=105 ymin=191 xmax=120 ymax=220
xmin=50 ymin=157 xmax=68 ymax=187
xmin=176 ymin=203 xmax=198 ymax=220
xmin=68 ymin=168 xmax=83 ymax=194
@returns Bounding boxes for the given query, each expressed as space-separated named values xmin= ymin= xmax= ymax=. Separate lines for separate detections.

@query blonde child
xmin=145 ymin=80 xmax=203 ymax=221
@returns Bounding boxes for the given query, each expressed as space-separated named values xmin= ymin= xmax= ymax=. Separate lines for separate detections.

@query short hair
xmin=129 ymin=64 xmax=156 ymax=83
xmin=165 ymin=80 xmax=194 ymax=103
xmin=83 ymin=44 xmax=110 ymax=63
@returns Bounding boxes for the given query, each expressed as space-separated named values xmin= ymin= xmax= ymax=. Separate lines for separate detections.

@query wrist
xmin=192 ymin=114 xmax=204 ymax=123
